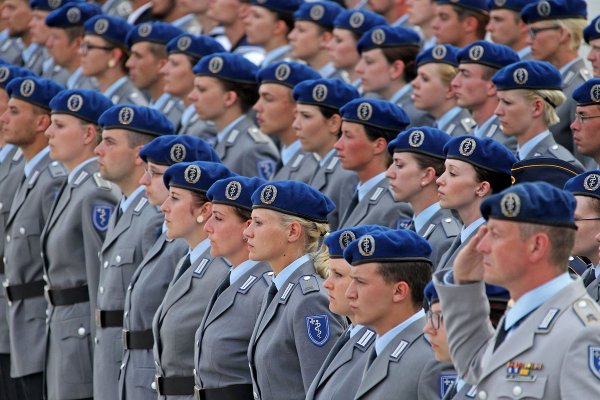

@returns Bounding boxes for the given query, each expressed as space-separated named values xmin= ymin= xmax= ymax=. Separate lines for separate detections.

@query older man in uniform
xmin=434 ymin=182 xmax=600 ymax=399
xmin=92 ymin=105 xmax=166 ymax=400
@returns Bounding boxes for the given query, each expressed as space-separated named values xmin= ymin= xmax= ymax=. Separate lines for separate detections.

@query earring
xmin=243 ymin=237 xmax=248 ymax=242
xmin=108 ymin=59 xmax=116 ymax=68
xmin=196 ymin=216 xmax=204 ymax=224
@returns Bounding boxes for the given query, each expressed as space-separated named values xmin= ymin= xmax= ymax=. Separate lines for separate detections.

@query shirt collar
xmin=517 ymin=130 xmax=551 ymax=160
xmin=22 ymin=43 xmax=40 ymax=63
xmin=261 ymin=44 xmax=290 ymax=67
xmin=120 ymin=185 xmax=145 ymax=214
xmin=559 ymin=58 xmax=580 ymax=76
xmin=517 ymin=47 xmax=531 ymax=60
xmin=389 ymin=83 xmax=413 ymax=105
xmin=319 ymin=62 xmax=336 ymax=78
xmin=180 ymin=104 xmax=197 ymax=127
xmin=66 ymin=67 xmax=84 ymax=90
xmin=474 ymin=115 xmax=496 ymax=138
xmin=24 ymin=146 xmax=50 ymax=178
xmin=437 ymin=106 xmax=463 ymax=132
xmin=217 ymin=115 xmax=245 ymax=144
xmin=273 ymin=254 xmax=311 ymax=290
xmin=0 ymin=144 xmax=14 ymax=163
xmin=68 ymin=157 xmax=97 ymax=184
xmin=357 ymin=172 xmax=386 ymax=202
xmin=171 ymin=13 xmax=195 ymax=28
xmin=414 ymin=202 xmax=441 ymax=234
xmin=375 ymin=309 xmax=425 ymax=355
xmin=460 ymin=217 xmax=485 ymax=243
xmin=152 ymin=93 xmax=173 ymax=109
xmin=230 ymin=259 xmax=259 ymax=284
xmin=189 ymin=237 xmax=211 ymax=265
xmin=281 ymin=139 xmax=301 ymax=166
xmin=319 ymin=148 xmax=337 ymax=167
xmin=350 ymin=324 xmax=365 ymax=338
xmin=103 ymin=76 xmax=129 ymax=99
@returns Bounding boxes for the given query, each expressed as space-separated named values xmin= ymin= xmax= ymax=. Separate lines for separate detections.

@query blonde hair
xmin=435 ymin=63 xmax=459 ymax=87
xmin=517 ymin=89 xmax=565 ymax=127
xmin=553 ymin=18 xmax=587 ymax=51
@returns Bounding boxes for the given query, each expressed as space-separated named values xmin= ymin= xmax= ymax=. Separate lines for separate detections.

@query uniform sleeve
xmin=417 ymin=357 xmax=456 ymax=400
xmin=559 ymin=320 xmax=600 ymax=397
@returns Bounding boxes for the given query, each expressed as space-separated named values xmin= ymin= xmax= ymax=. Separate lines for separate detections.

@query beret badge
xmin=409 ymin=130 xmax=425 ymax=148
xmin=118 ymin=107 xmax=134 ymax=125
xmin=459 ymin=138 xmax=477 ymax=156
xmin=338 ymin=230 xmax=356 ymax=250
xmin=312 ymin=84 xmax=328 ymax=102
xmin=260 ymin=184 xmax=278 ymax=204
xmin=500 ymin=192 xmax=521 ymax=218
xmin=310 ymin=4 xmax=325 ymax=20
xmin=67 ymin=94 xmax=83 ymax=112
xmin=432 ymin=45 xmax=447 ymax=60
xmin=275 ymin=64 xmax=291 ymax=81
xmin=170 ymin=143 xmax=187 ymax=163
xmin=94 ymin=18 xmax=109 ymax=35
xmin=184 ymin=165 xmax=201 ymax=184
xmin=349 ymin=12 xmax=365 ymax=28
xmin=20 ymin=79 xmax=35 ymax=97
xmin=208 ymin=56 xmax=224 ymax=74
xmin=225 ymin=181 xmax=242 ymax=200
xmin=584 ymin=174 xmax=600 ymax=191
xmin=513 ymin=68 xmax=529 ymax=85
xmin=357 ymin=102 xmax=373 ymax=121
xmin=358 ymin=235 xmax=375 ymax=257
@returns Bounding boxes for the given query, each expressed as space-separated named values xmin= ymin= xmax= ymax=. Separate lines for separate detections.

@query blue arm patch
xmin=257 ymin=160 xmax=276 ymax=181
xmin=305 ymin=314 xmax=330 ymax=347
xmin=92 ymin=204 xmax=114 ymax=232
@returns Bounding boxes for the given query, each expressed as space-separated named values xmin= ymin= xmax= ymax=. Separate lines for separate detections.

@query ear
xmin=445 ymin=82 xmax=457 ymax=100
xmin=372 ymin=136 xmax=389 ymax=156
xmin=200 ymin=201 xmax=213 ymax=219
xmin=527 ymin=231 xmax=550 ymax=263
xmin=223 ymin=89 xmax=239 ymax=108
xmin=133 ymin=148 xmax=145 ymax=166
xmin=475 ymin=180 xmax=492 ymax=198
xmin=486 ymin=81 xmax=498 ymax=98
xmin=389 ymin=59 xmax=406 ymax=81
xmin=35 ymin=113 xmax=51 ymax=134
xmin=111 ymin=47 xmax=124 ymax=64
xmin=157 ymin=56 xmax=168 ymax=70
xmin=462 ymin=15 xmax=478 ymax=35
xmin=531 ymin=97 xmax=545 ymax=118
xmin=327 ymin=114 xmax=342 ymax=135
xmin=421 ymin=166 xmax=438 ymax=186
xmin=82 ymin=124 xmax=97 ymax=146
xmin=319 ymin=31 xmax=333 ymax=49
xmin=273 ymin=19 xmax=288 ymax=37
xmin=287 ymin=219 xmax=304 ymax=243
xmin=391 ymin=280 xmax=411 ymax=303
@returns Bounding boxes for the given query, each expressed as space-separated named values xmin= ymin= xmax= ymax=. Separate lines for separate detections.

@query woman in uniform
xmin=245 ymin=180 xmax=347 ymax=400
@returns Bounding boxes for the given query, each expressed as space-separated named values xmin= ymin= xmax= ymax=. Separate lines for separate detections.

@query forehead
xmin=349 ymin=262 xmax=380 ymax=277
xmin=436 ymin=4 xmax=458 ymax=17
xmin=251 ymin=207 xmax=279 ymax=221
xmin=294 ymin=20 xmax=321 ymax=32
xmin=490 ymin=9 xmax=518 ymax=20
xmin=341 ymin=120 xmax=367 ymax=136
xmin=576 ymin=104 xmax=600 ymax=114
xmin=50 ymin=112 xmax=81 ymax=124
xmin=329 ymin=258 xmax=352 ymax=274
xmin=458 ymin=63 xmax=486 ymax=76
xmin=259 ymin=82 xmax=292 ymax=98
xmin=444 ymin=158 xmax=474 ymax=171
xmin=8 ymin=97 xmax=35 ymax=112
xmin=194 ymin=75 xmax=223 ymax=89
xmin=83 ymin=34 xmax=109 ymax=44
xmin=102 ymin=128 xmax=130 ymax=142
xmin=131 ymin=41 xmax=154 ymax=55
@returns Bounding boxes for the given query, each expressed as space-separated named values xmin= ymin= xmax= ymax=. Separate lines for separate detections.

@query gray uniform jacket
xmin=442 ymin=379 xmax=476 ymax=400
xmin=434 ymin=277 xmax=600 ymax=400
xmin=272 ymin=148 xmax=319 ymax=184
xmin=178 ymin=108 xmax=218 ymax=147
xmin=521 ymin=133 xmax=584 ymax=170
xmin=3 ymin=154 xmax=66 ymax=377
xmin=23 ymin=44 xmax=46 ymax=75
xmin=581 ymin=267 xmax=600 ymax=303
xmin=42 ymin=60 xmax=70 ymax=87
xmin=106 ymin=78 xmax=148 ymax=106
xmin=119 ymin=233 xmax=188 ymax=400
xmin=353 ymin=316 xmax=455 ymax=400
xmin=194 ymin=261 xmax=272 ymax=389
xmin=439 ymin=109 xmax=474 ymax=137
xmin=41 ymin=160 xmax=120 ymax=400
xmin=437 ymin=226 xmax=481 ymax=273
xmin=0 ymin=146 xmax=24 ymax=354
xmin=153 ymin=95 xmax=185 ymax=128
xmin=70 ymin=69 xmax=98 ymax=91
xmin=248 ymin=260 xmax=347 ymax=400
xmin=102 ymin=0 xmax=133 ymax=18
xmin=339 ymin=176 xmax=412 ymax=229
xmin=309 ymin=152 xmax=358 ymax=231
xmin=215 ymin=115 xmax=280 ymax=180
xmin=417 ymin=208 xmax=461 ymax=271
xmin=153 ymin=248 xmax=230 ymax=399
xmin=306 ymin=326 xmax=376 ymax=400
xmin=93 ymin=190 xmax=163 ymax=400
xmin=477 ymin=115 xmax=517 ymax=152
xmin=0 ymin=35 xmax=23 ymax=65
xmin=394 ymin=87 xmax=436 ymax=129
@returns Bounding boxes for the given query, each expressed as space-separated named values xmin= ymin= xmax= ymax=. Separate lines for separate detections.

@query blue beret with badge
xmin=434 ymin=0 xmax=489 ymax=14
xmin=325 ymin=225 xmax=391 ymax=259
xmin=293 ymin=1 xmax=345 ymax=29
xmin=340 ymin=98 xmax=411 ymax=132
xmin=251 ymin=0 xmax=302 ymax=17
xmin=492 ymin=60 xmax=562 ymax=91
xmin=30 ymin=0 xmax=82 ymax=11
xmin=480 ymin=181 xmax=577 ymax=228
xmin=251 ymin=180 xmax=335 ymax=223
xmin=45 ymin=2 xmax=102 ymax=28
xmin=444 ymin=135 xmax=516 ymax=175
xmin=357 ymin=25 xmax=420 ymax=53
xmin=487 ymin=0 xmax=533 ymax=12
xmin=84 ymin=15 xmax=132 ymax=49
xmin=207 ymin=176 xmax=266 ymax=211
xmin=584 ymin=15 xmax=600 ymax=44
xmin=125 ymin=22 xmax=184 ymax=47
xmin=457 ymin=41 xmax=519 ymax=69
xmin=416 ymin=44 xmax=460 ymax=68
xmin=49 ymin=89 xmax=113 ymax=124
xmin=166 ymin=33 xmax=225 ymax=60
xmin=564 ymin=170 xmax=600 ymax=201
xmin=163 ymin=161 xmax=235 ymax=193
xmin=0 ymin=65 xmax=35 ymax=90
xmin=193 ymin=52 xmax=259 ymax=84
xmin=98 ymin=104 xmax=175 ymax=137
xmin=334 ymin=9 xmax=388 ymax=34
xmin=292 ymin=78 xmax=359 ymax=111
xmin=572 ymin=78 xmax=600 ymax=106
xmin=512 ymin=157 xmax=583 ymax=189
xmin=521 ymin=0 xmax=586 ymax=24
xmin=139 ymin=135 xmax=221 ymax=166
xmin=343 ymin=228 xmax=432 ymax=266
xmin=387 ymin=126 xmax=452 ymax=160
xmin=256 ymin=61 xmax=320 ymax=89
xmin=6 ymin=76 xmax=64 ymax=111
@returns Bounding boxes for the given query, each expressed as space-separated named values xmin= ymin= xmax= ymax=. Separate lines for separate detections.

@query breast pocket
xmin=498 ymin=376 xmax=547 ymax=399
xmin=11 ymin=219 xmax=41 ymax=267
xmin=107 ymin=248 xmax=136 ymax=299
xmin=56 ymin=318 xmax=93 ymax=384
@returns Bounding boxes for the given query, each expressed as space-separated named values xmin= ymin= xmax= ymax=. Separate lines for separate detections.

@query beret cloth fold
xmin=0 ymin=65 xmax=35 ymax=90
xmin=50 ymin=89 xmax=113 ymax=124
xmin=325 ymin=225 xmax=391 ymax=259
xmin=571 ymin=79 xmax=600 ymax=106
xmin=443 ymin=135 xmax=516 ymax=175
xmin=492 ymin=60 xmax=562 ymax=91
xmin=45 ymin=3 xmax=102 ymax=28
xmin=520 ymin=0 xmax=586 ymax=24
xmin=193 ymin=52 xmax=259 ymax=84
xmin=340 ymin=98 xmax=410 ymax=132
xmin=163 ymin=161 xmax=235 ymax=193
xmin=388 ymin=126 xmax=452 ymax=160
xmin=139 ymin=135 xmax=220 ymax=165
xmin=207 ymin=176 xmax=266 ymax=211
xmin=293 ymin=78 xmax=360 ymax=110
xmin=6 ymin=76 xmax=64 ymax=111
xmin=293 ymin=1 xmax=345 ymax=29
xmin=457 ymin=40 xmax=519 ymax=69
xmin=256 ymin=61 xmax=320 ymax=89
xmin=98 ymin=104 xmax=175 ymax=137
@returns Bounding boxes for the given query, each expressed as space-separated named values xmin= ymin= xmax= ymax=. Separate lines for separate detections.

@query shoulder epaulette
xmin=369 ymin=187 xmax=385 ymax=203
xmin=73 ymin=170 xmax=89 ymax=187
xmin=461 ymin=118 xmax=475 ymax=133
xmin=299 ymin=275 xmax=319 ymax=295
xmin=226 ymin=129 xmax=240 ymax=145
xmin=563 ymin=71 xmax=575 ymax=86
xmin=133 ymin=197 xmax=148 ymax=214
xmin=238 ymin=274 xmax=259 ymax=294
xmin=248 ymin=126 xmax=269 ymax=144
xmin=572 ymin=298 xmax=600 ymax=327
xmin=325 ymin=156 xmax=339 ymax=172
xmin=355 ymin=328 xmax=376 ymax=351
xmin=48 ymin=160 xmax=67 ymax=178
xmin=12 ymin=148 xmax=23 ymax=162
xmin=262 ymin=271 xmax=274 ymax=285
xmin=580 ymin=68 xmax=591 ymax=82
xmin=485 ymin=124 xmax=498 ymax=138
xmin=441 ymin=217 xmax=461 ymax=238
xmin=279 ymin=282 xmax=296 ymax=304
xmin=93 ymin=172 xmax=113 ymax=190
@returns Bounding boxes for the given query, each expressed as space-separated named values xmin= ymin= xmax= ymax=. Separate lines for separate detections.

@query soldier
xmin=406 ymin=0 xmax=437 ymax=48
xmin=99 ymin=0 xmax=133 ymax=19
xmin=386 ymin=127 xmax=461 ymax=269
xmin=92 ymin=105 xmax=167 ymax=400
xmin=125 ymin=22 xmax=186 ymax=126
xmin=245 ymin=180 xmax=346 ymax=400
xmin=42 ymin=89 xmax=119 ymax=400
xmin=1 ymin=76 xmax=65 ymax=400
xmin=436 ymin=136 xmax=516 ymax=271
xmin=368 ymin=0 xmax=410 ymax=26
xmin=584 ymin=15 xmax=600 ymax=79
xmin=335 ymin=98 xmax=413 ymax=229
xmin=119 ymin=135 xmax=218 ymax=400
xmin=190 ymin=52 xmax=279 ymax=180
xmin=434 ymin=181 xmax=600 ymax=399
xmin=153 ymin=161 xmax=234 ymax=399
xmin=432 ymin=0 xmax=490 ymax=48
xmin=292 ymin=78 xmax=359 ymax=230
xmin=255 ymin=61 xmax=320 ymax=183
xmin=193 ymin=176 xmax=271 ymax=399
xmin=344 ymin=229 xmax=455 ymax=399
xmin=149 ymin=0 xmax=201 ymax=34
xmin=81 ymin=16 xmax=147 ymax=106
xmin=451 ymin=40 xmax=519 ymax=150
xmin=486 ymin=0 xmax=533 ymax=60
xmin=571 ymin=79 xmax=600 ymax=167
xmin=0 ymin=0 xmax=32 ymax=64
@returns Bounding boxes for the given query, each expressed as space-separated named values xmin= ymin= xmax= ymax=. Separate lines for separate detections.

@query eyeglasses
xmin=527 ymin=25 xmax=561 ymax=38
xmin=80 ymin=42 xmax=114 ymax=55
xmin=574 ymin=216 xmax=600 ymax=222
xmin=144 ymin=167 xmax=164 ymax=179
xmin=574 ymin=112 xmax=600 ymax=124
xmin=426 ymin=310 xmax=443 ymax=330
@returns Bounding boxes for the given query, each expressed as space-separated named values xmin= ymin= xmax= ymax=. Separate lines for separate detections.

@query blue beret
xmin=251 ymin=0 xmax=302 ymax=17
xmin=511 ymin=157 xmax=584 ymax=189
xmin=292 ymin=78 xmax=359 ymax=111
xmin=444 ymin=135 xmax=516 ymax=175
xmin=343 ymin=229 xmax=432 ymax=266
xmin=340 ymin=98 xmax=410 ymax=132
xmin=98 ymin=105 xmax=175 ymax=137
xmin=0 ymin=65 xmax=35 ymax=90
xmin=139 ymin=135 xmax=221 ymax=165
xmin=45 ymin=3 xmax=102 ymax=28
xmin=325 ymin=225 xmax=391 ymax=258
xmin=6 ymin=77 xmax=64 ymax=111
xmin=487 ymin=0 xmax=533 ymax=12
xmin=492 ymin=60 xmax=562 ymax=91
xmin=207 ymin=176 xmax=266 ymax=211
xmin=357 ymin=25 xmax=420 ymax=53
xmin=84 ymin=16 xmax=132 ymax=48
xmin=30 ymin=0 xmax=82 ymax=11
xmin=49 ymin=89 xmax=112 ymax=124
xmin=521 ymin=0 xmax=586 ymax=24
xmin=571 ymin=79 xmax=600 ymax=106
xmin=256 ymin=61 xmax=320 ymax=89
xmin=424 ymin=280 xmax=509 ymax=307
xmin=293 ymin=1 xmax=345 ymax=29
xmin=481 ymin=181 xmax=576 ymax=228
xmin=584 ymin=15 xmax=600 ymax=44
xmin=125 ymin=22 xmax=184 ymax=47
xmin=166 ymin=33 xmax=225 ymax=60
xmin=457 ymin=41 xmax=519 ymax=69
xmin=163 ymin=161 xmax=235 ymax=193
xmin=416 ymin=44 xmax=460 ymax=68
xmin=250 ymin=180 xmax=335 ymax=223
xmin=193 ymin=52 xmax=259 ymax=85
xmin=564 ymin=171 xmax=600 ymax=201
xmin=434 ymin=0 xmax=489 ymax=14
xmin=387 ymin=127 xmax=452 ymax=160
xmin=334 ymin=9 xmax=388 ymax=34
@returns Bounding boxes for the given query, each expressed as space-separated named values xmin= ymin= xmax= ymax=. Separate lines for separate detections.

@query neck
xmin=264 ymin=37 xmax=288 ymax=53
xmin=547 ymin=49 xmax=577 ymax=70
xmin=187 ymin=230 xmax=209 ymax=250
xmin=471 ymin=100 xmax=497 ymax=126
xmin=456 ymin=34 xmax=479 ymax=49
xmin=229 ymin=249 xmax=250 ymax=268
xmin=132 ymin=0 xmax=147 ymax=10
xmin=215 ymin=108 xmax=242 ymax=132
xmin=63 ymin=149 xmax=95 ymax=173
xmin=508 ymin=267 xmax=562 ymax=301
xmin=21 ymin=31 xmax=33 ymax=47
xmin=374 ymin=303 xmax=418 ymax=336
xmin=66 ymin=57 xmax=82 ymax=73
xmin=305 ymin=51 xmax=330 ymax=72
xmin=197 ymin=14 xmax=217 ymax=34
xmin=163 ymin=8 xmax=187 ymax=23
xmin=118 ymin=169 xmax=144 ymax=197
xmin=381 ymin=80 xmax=405 ymax=101
xmin=276 ymin=127 xmax=297 ymax=147
xmin=430 ymin=101 xmax=456 ymax=120
xmin=408 ymin=186 xmax=439 ymax=216
xmin=315 ymin=138 xmax=337 ymax=159
xmin=516 ymin=125 xmax=547 ymax=146
xmin=149 ymin=81 xmax=166 ymax=102
xmin=21 ymin=134 xmax=48 ymax=161
xmin=419 ymin=21 xmax=435 ymax=41
xmin=224 ymin=20 xmax=246 ymax=49
xmin=270 ymin=247 xmax=305 ymax=275
xmin=457 ymin=201 xmax=482 ymax=228
xmin=356 ymin=159 xmax=387 ymax=183
xmin=96 ymin=68 xmax=125 ymax=93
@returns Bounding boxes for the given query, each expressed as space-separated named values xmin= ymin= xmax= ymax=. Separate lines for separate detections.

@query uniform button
xmin=19 ymin=227 xmax=25 ymax=235
xmin=52 ymin=161 xmax=59 ymax=166
xmin=303 ymin=276 xmax=311 ymax=281
xmin=6 ymin=235 xmax=10 ymax=242
xmin=46 ymin=309 xmax=50 ymax=316
xmin=124 ymin=311 xmax=128 ymax=318
xmin=120 ymin=363 xmax=125 ymax=369
xmin=151 ymin=381 xmax=156 ymax=391
xmin=2 ymin=257 xmax=5 ymax=264
xmin=94 ymin=337 xmax=99 ymax=344
xmin=0 ymin=202 xmax=3 ymax=211
xmin=444 ymin=218 xmax=452 ymax=223
xmin=512 ymin=386 xmax=522 ymax=396
xmin=154 ymin=360 xmax=159 ymax=367
xmin=99 ymin=286 xmax=104 ymax=294
xmin=578 ymin=300 xmax=587 ymax=308
xmin=193 ymin=369 xmax=196 ymax=375
xmin=115 ymin=255 xmax=122 ymax=263
xmin=43 ymin=274 xmax=48 ymax=282
xmin=103 ymin=261 xmax=109 ymax=269
xmin=78 ymin=327 xmax=86 ymax=336
xmin=477 ymin=390 xmax=487 ymax=400
xmin=40 ymin=252 xmax=44 ymax=258
xmin=127 ymin=285 xmax=132 ymax=291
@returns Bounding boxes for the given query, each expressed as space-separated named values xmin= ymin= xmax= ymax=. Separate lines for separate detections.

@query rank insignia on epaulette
xmin=306 ymin=314 xmax=330 ymax=347
xmin=238 ymin=275 xmax=258 ymax=294
xmin=369 ymin=187 xmax=384 ymax=203
xmin=133 ymin=197 xmax=148 ymax=213
xmin=193 ymin=258 xmax=209 ymax=276
xmin=279 ymin=282 xmax=295 ymax=303
xmin=226 ymin=129 xmax=240 ymax=145
xmin=92 ymin=204 xmax=113 ymax=232
xmin=355 ymin=329 xmax=375 ymax=351
xmin=389 ymin=340 xmax=409 ymax=361
xmin=73 ymin=171 xmax=89 ymax=186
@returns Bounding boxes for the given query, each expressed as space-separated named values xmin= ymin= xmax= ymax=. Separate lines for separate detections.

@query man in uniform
xmin=584 ymin=15 xmax=600 ymax=79
xmin=0 ymin=0 xmax=32 ymax=64
xmin=433 ymin=0 xmax=490 ymax=48
xmin=1 ymin=76 xmax=65 ymax=400
xmin=150 ymin=0 xmax=201 ymax=34
xmin=92 ymin=105 xmax=166 ymax=400
xmin=570 ymin=79 xmax=600 ymax=168
xmin=486 ymin=0 xmax=533 ymax=60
